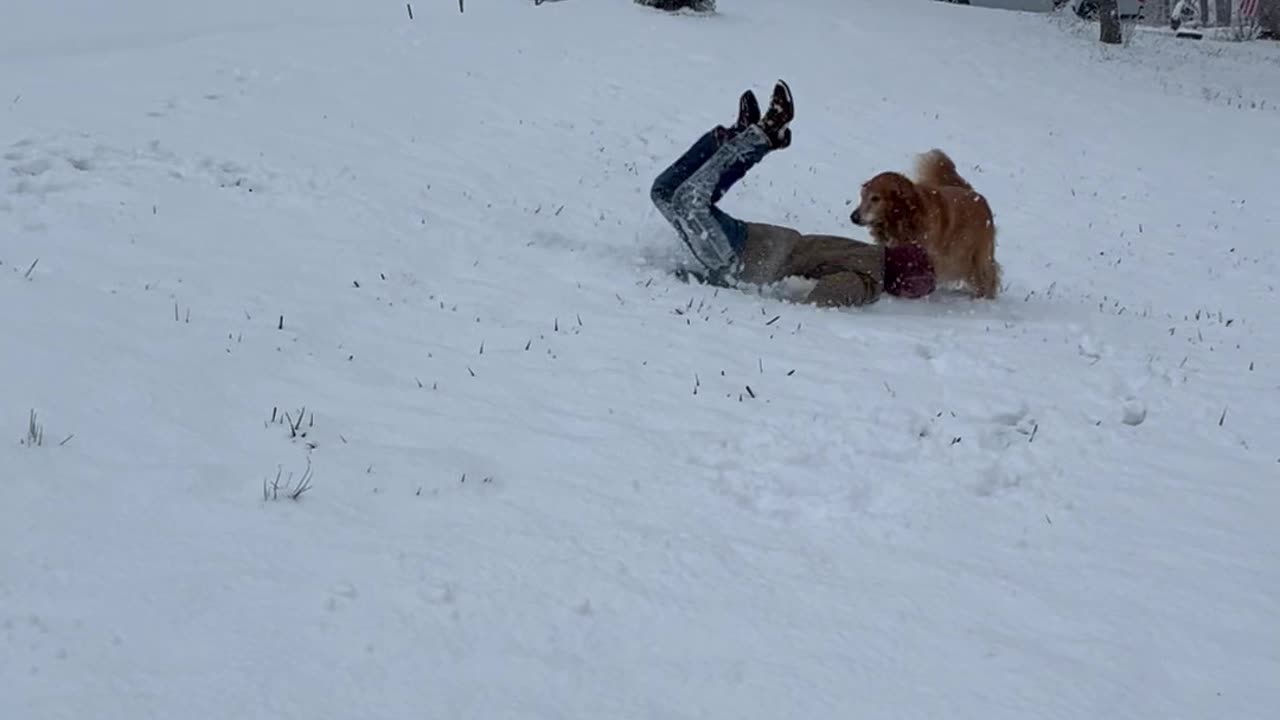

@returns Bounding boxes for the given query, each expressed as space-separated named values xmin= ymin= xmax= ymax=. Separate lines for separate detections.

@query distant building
xmin=957 ymin=0 xmax=1260 ymax=27
xmin=961 ymin=1 xmax=1058 ymax=11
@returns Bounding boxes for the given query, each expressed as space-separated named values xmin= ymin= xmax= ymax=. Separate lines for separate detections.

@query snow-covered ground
xmin=3 ymin=0 xmax=1278 ymax=717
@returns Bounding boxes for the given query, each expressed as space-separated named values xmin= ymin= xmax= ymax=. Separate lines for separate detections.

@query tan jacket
xmin=739 ymin=222 xmax=885 ymax=307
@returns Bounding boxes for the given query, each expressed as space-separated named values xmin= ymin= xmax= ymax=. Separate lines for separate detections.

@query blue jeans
xmin=650 ymin=125 xmax=773 ymax=278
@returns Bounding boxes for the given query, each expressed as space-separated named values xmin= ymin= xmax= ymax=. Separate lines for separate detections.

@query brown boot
xmin=713 ymin=90 xmax=762 ymax=144
xmin=735 ymin=89 xmax=761 ymax=131
xmin=759 ymin=80 xmax=794 ymax=149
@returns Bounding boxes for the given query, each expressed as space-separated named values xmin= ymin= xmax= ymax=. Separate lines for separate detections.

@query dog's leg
xmin=969 ymin=255 xmax=1001 ymax=299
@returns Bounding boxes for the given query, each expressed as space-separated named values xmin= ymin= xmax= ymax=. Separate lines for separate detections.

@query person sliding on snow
xmin=650 ymin=80 xmax=936 ymax=308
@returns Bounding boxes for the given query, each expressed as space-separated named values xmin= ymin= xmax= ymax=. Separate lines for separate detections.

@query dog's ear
xmin=902 ymin=184 xmax=923 ymax=215
xmin=884 ymin=180 xmax=915 ymax=221
xmin=882 ymin=178 xmax=923 ymax=238
xmin=883 ymin=191 xmax=901 ymax=221
xmin=893 ymin=178 xmax=922 ymax=215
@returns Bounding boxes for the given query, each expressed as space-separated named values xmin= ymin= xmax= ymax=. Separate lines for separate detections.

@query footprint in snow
xmin=148 ymin=97 xmax=179 ymax=118
xmin=973 ymin=459 xmax=1034 ymax=498
xmin=9 ymin=157 xmax=52 ymax=177
xmin=325 ymin=581 xmax=358 ymax=612
xmin=4 ymin=141 xmax=110 ymax=198
xmin=200 ymin=157 xmax=270 ymax=194
xmin=1120 ymin=397 xmax=1147 ymax=426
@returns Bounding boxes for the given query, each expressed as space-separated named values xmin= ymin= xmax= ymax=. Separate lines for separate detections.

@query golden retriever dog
xmin=850 ymin=149 xmax=1001 ymax=299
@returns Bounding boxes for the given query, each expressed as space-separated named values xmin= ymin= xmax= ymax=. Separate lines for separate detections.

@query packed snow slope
xmin=3 ymin=0 xmax=1279 ymax=717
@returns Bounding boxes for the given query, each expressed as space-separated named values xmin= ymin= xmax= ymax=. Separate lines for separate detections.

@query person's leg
xmin=650 ymin=90 xmax=761 ymax=215
xmin=665 ymin=123 xmax=776 ymax=278
xmin=650 ymin=130 xmax=721 ymax=218
xmin=653 ymin=81 xmax=793 ymax=281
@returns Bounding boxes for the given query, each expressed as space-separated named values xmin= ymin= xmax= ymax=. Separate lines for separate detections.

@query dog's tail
xmin=914 ymin=149 xmax=972 ymax=191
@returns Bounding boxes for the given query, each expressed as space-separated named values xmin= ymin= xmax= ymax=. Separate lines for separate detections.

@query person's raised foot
xmin=760 ymin=79 xmax=794 ymax=149
xmin=735 ymin=89 xmax=761 ymax=131
xmin=714 ymin=89 xmax=762 ymax=144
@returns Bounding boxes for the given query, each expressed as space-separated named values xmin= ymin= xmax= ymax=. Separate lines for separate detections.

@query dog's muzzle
xmin=850 ymin=209 xmax=864 ymax=226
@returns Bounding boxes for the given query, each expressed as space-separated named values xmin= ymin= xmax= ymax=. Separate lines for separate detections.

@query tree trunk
xmin=1098 ymin=0 xmax=1122 ymax=43
xmin=635 ymin=0 xmax=716 ymax=11
xmin=1215 ymin=0 xmax=1231 ymax=26
xmin=1099 ymin=0 xmax=1123 ymax=43
xmin=1263 ymin=0 xmax=1280 ymax=38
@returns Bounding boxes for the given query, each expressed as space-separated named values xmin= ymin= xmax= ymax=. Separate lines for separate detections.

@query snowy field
xmin=3 ymin=0 xmax=1279 ymax=717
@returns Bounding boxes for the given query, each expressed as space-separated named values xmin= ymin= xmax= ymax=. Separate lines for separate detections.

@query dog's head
xmin=851 ymin=172 xmax=920 ymax=240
